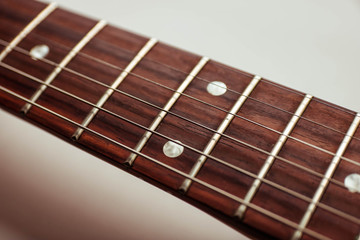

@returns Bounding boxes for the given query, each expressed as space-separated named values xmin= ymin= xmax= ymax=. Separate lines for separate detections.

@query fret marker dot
xmin=344 ymin=173 xmax=360 ymax=193
xmin=30 ymin=44 xmax=49 ymax=60
xmin=163 ymin=140 xmax=184 ymax=158
xmin=207 ymin=81 xmax=227 ymax=96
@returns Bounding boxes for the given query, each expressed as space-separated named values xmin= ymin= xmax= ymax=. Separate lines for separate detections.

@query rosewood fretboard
xmin=0 ymin=1 xmax=359 ymax=239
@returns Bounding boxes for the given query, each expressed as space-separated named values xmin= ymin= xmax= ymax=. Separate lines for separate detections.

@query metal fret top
xmin=235 ymin=94 xmax=313 ymax=218
xmin=125 ymin=56 xmax=209 ymax=166
xmin=71 ymin=37 xmax=158 ymax=140
xmin=0 ymin=2 xmax=57 ymax=61
xmin=179 ymin=75 xmax=261 ymax=193
xmin=292 ymin=112 xmax=360 ymax=240
xmin=21 ymin=19 xmax=107 ymax=114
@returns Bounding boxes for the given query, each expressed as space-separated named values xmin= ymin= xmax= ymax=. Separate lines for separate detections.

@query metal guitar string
xmin=17 ymin=33 xmax=360 ymax=141
xmin=0 ymin=61 xmax=358 ymax=227
xmin=0 ymin=39 xmax=359 ymax=171
xmin=0 ymin=84 xmax=332 ymax=240
xmin=1 ymin=50 xmax=354 ymax=191
xmin=1 ymin=30 xmax=358 ymax=219
xmin=1 ymin=6 xmax=358 ymax=239
xmin=0 ymin=44 xmax=358 ymax=239
xmin=0 ymin=49 xmax=358 ymax=184
xmin=1 ymin=37 xmax=360 ymax=179
xmin=1 ymin=19 xmax=359 ymax=232
xmin=1 ymin=39 xmax=359 ymax=176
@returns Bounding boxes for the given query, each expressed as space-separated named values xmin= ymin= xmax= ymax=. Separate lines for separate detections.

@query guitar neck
xmin=0 ymin=1 xmax=359 ymax=239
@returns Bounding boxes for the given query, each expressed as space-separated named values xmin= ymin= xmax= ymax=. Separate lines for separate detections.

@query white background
xmin=1 ymin=0 xmax=359 ymax=239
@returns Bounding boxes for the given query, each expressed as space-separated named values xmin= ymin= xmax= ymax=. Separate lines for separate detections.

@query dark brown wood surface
xmin=0 ymin=1 xmax=359 ymax=239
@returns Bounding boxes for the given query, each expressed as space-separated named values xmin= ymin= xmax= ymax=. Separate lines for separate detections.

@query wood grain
xmin=0 ymin=1 xmax=359 ymax=239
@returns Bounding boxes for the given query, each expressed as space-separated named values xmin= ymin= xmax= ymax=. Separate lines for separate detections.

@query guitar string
xmin=0 ymin=61 xmax=339 ymax=182
xmin=48 ymin=34 xmax=360 ymax=138
xmin=25 ymin=32 xmax=357 ymax=117
xmin=1 ymin=53 xmax=359 ymax=184
xmin=1 ymin=8 xmax=356 ymax=239
xmin=1 ymin=40 xmax=359 ymax=172
xmin=2 ymin=38 xmax=360 ymax=198
xmin=2 ymin=41 xmax=360 ymax=173
xmin=0 ymin=62 xmax=358 ymax=226
xmin=0 ymin=85 xmax=334 ymax=240
xmin=8 ymin=35 xmax=359 ymax=142
xmin=1 ymin=38 xmax=359 ymax=169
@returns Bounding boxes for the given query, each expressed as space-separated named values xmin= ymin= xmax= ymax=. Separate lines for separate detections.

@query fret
xmin=0 ymin=63 xmax=43 ymax=111
xmin=164 ymin=60 xmax=257 ymax=130
xmin=274 ymin=102 xmax=356 ymax=189
xmin=308 ymin=181 xmax=360 ymax=239
xmin=0 ymin=6 xmax=98 ymax=114
xmin=262 ymin=96 xmax=359 ymax=201
xmin=0 ymin=2 xmax=57 ymax=62
xmin=48 ymin=24 xmax=151 ymax=107
xmin=0 ymin=0 xmax=46 ymax=47
xmin=76 ymin=26 xmax=150 ymax=70
xmin=292 ymin=113 xmax=360 ymax=240
xmin=1 ymin=1 xmax=360 ymax=239
xmin=0 ymin=83 xmax=332 ymax=240
xmin=20 ymin=20 xmax=107 ymax=114
xmin=255 ymin=98 xmax=360 ymax=239
xmin=181 ymin=80 xmax=306 ymax=239
xmin=235 ymin=94 xmax=313 ymax=218
xmin=2 ymin=9 xmax=98 ymax=85
xmin=1 ymin=7 xmax=115 ymax=141
xmin=125 ymin=56 xmax=209 ymax=166
xmin=333 ymin=119 xmax=360 ymax=183
xmin=126 ymin=59 xmax=256 ymax=191
xmin=179 ymin=75 xmax=261 ymax=193
xmin=71 ymin=37 xmax=158 ymax=140
xmin=76 ymin=42 xmax=201 ymax=164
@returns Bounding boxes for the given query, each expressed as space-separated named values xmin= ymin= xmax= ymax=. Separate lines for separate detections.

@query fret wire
xmin=235 ymin=94 xmax=313 ymax=219
xmin=179 ymin=75 xmax=261 ymax=193
xmin=20 ymin=20 xmax=107 ymax=114
xmin=75 ymin=44 xmax=360 ymax=139
xmin=292 ymin=113 xmax=360 ymax=240
xmin=70 ymin=50 xmax=360 ymax=143
xmin=3 ymin=33 xmax=356 ymax=141
xmin=79 ymin=46 xmax=360 ymax=143
xmin=0 ymin=62 xmax=337 ymax=185
xmin=1 ymin=38 xmax=360 ymax=155
xmin=125 ymin=56 xmax=209 ymax=166
xmin=0 ymin=85 xmax=332 ymax=240
xmin=1 ymin=6 xmax=357 ymax=239
xmin=2 ymin=44 xmax=360 ymax=179
xmin=1 ymin=62 xmax=359 ymax=226
xmin=2 ymin=42 xmax=360 ymax=177
xmin=1 ymin=22 xmax=359 ymax=181
xmin=2 ymin=40 xmax=359 ymax=170
xmin=218 ymin=57 xmax=357 ymax=116
xmin=0 ymin=2 xmax=57 ymax=62
xmin=71 ymin=37 xmax=158 ymax=140
xmin=74 ymin=42 xmax=360 ymax=138
xmin=0 ymin=61 xmax=326 ymax=181
xmin=259 ymin=78 xmax=357 ymax=116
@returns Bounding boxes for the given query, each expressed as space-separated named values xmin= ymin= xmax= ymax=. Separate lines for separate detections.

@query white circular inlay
xmin=207 ymin=81 xmax=227 ymax=96
xmin=30 ymin=44 xmax=50 ymax=60
xmin=163 ymin=140 xmax=184 ymax=158
xmin=344 ymin=173 xmax=360 ymax=193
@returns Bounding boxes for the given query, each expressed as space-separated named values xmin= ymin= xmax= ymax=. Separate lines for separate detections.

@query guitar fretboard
xmin=0 ymin=1 xmax=359 ymax=239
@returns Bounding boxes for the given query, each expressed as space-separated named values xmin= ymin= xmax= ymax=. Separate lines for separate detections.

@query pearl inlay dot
xmin=163 ymin=140 xmax=184 ymax=158
xmin=207 ymin=81 xmax=227 ymax=96
xmin=30 ymin=44 xmax=49 ymax=60
xmin=344 ymin=173 xmax=360 ymax=193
